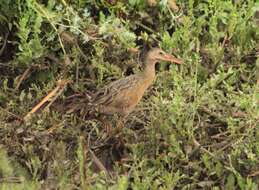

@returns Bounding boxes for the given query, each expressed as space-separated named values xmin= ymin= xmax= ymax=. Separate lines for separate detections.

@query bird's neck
xmin=143 ymin=59 xmax=156 ymax=82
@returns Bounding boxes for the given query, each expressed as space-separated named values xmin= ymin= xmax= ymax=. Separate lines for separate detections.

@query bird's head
xmin=146 ymin=48 xmax=183 ymax=65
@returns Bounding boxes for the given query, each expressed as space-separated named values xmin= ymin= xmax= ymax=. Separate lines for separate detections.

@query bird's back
xmin=90 ymin=73 xmax=152 ymax=116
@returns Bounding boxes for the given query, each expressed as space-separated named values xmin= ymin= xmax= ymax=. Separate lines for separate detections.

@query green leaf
xmin=226 ymin=173 xmax=236 ymax=190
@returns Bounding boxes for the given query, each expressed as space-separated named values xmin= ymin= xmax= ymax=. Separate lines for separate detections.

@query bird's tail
xmin=52 ymin=91 xmax=94 ymax=118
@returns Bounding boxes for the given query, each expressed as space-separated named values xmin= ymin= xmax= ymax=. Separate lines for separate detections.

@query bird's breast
xmin=125 ymin=78 xmax=154 ymax=110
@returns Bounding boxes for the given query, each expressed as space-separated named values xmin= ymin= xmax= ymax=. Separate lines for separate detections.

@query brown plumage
xmin=89 ymin=48 xmax=182 ymax=130
xmin=67 ymin=48 xmax=182 ymax=132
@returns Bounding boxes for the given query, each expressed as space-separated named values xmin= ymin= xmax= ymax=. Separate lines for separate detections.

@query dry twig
xmin=24 ymin=80 xmax=69 ymax=121
xmin=15 ymin=67 xmax=32 ymax=90
xmin=89 ymin=149 xmax=111 ymax=179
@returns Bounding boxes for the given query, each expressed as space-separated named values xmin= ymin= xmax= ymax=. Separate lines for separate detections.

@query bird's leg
xmin=117 ymin=118 xmax=124 ymax=130
xmin=104 ymin=121 xmax=112 ymax=134
xmin=115 ymin=116 xmax=125 ymax=132
xmin=98 ymin=115 xmax=112 ymax=134
xmin=113 ymin=117 xmax=126 ymax=147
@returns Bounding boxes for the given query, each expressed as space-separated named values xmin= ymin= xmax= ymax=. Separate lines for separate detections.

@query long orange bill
xmin=163 ymin=54 xmax=183 ymax=64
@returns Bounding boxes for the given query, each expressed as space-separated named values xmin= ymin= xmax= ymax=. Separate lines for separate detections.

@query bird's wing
xmin=90 ymin=74 xmax=141 ymax=107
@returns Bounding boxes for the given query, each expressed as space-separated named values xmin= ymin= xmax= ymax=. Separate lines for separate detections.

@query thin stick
xmin=192 ymin=137 xmax=215 ymax=158
xmin=0 ymin=31 xmax=8 ymax=56
xmin=24 ymin=80 xmax=68 ymax=121
xmin=44 ymin=82 xmax=67 ymax=111
xmin=89 ymin=149 xmax=110 ymax=179
xmin=248 ymin=170 xmax=259 ymax=177
xmin=0 ymin=107 xmax=23 ymax=121
xmin=15 ymin=67 xmax=31 ymax=90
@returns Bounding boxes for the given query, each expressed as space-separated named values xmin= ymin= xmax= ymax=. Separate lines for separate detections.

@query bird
xmin=66 ymin=48 xmax=183 ymax=133
xmin=67 ymin=48 xmax=182 ymax=133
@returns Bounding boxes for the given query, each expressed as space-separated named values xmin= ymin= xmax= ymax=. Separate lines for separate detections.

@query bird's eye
xmin=159 ymin=51 xmax=163 ymax=55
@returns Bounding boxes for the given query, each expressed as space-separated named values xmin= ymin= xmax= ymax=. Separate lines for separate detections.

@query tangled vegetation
xmin=0 ymin=0 xmax=258 ymax=189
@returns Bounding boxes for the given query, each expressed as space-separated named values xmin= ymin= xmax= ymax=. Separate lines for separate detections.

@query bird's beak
xmin=162 ymin=53 xmax=183 ymax=64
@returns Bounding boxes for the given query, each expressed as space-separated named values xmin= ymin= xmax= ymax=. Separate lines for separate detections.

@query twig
xmin=0 ymin=62 xmax=13 ymax=67
xmin=221 ymin=34 xmax=228 ymax=47
xmin=89 ymin=149 xmax=111 ymax=179
xmin=192 ymin=137 xmax=216 ymax=158
xmin=15 ymin=67 xmax=32 ymax=90
xmin=0 ymin=31 xmax=9 ymax=56
xmin=76 ymin=43 xmax=89 ymax=61
xmin=198 ymin=106 xmax=228 ymax=126
xmin=0 ymin=107 xmax=23 ymax=121
xmin=0 ymin=176 xmax=22 ymax=183
xmin=248 ymin=170 xmax=259 ymax=177
xmin=44 ymin=81 xmax=67 ymax=111
xmin=134 ymin=22 xmax=160 ymax=43
xmin=24 ymin=80 xmax=69 ymax=121
xmin=210 ymin=131 xmax=230 ymax=139
xmin=33 ymin=2 xmax=66 ymax=55
xmin=24 ymin=86 xmax=60 ymax=121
